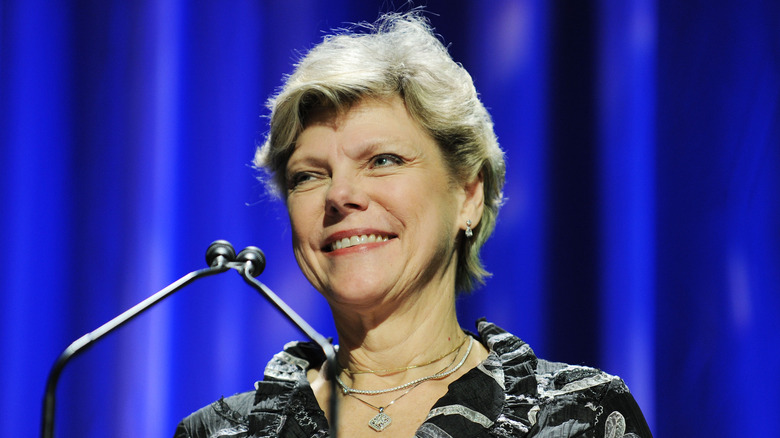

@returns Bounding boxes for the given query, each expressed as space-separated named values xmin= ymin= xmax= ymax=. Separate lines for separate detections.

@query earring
xmin=465 ymin=219 xmax=473 ymax=238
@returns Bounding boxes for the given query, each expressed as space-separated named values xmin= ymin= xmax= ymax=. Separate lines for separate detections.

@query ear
xmin=459 ymin=172 xmax=485 ymax=231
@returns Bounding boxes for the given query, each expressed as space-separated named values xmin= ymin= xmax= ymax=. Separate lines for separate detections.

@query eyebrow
xmin=287 ymin=137 xmax=406 ymax=168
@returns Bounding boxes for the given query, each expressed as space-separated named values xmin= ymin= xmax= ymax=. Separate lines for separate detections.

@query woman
xmin=176 ymin=11 xmax=651 ymax=438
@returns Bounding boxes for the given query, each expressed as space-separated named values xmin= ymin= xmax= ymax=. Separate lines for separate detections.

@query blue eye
xmin=371 ymin=154 xmax=403 ymax=167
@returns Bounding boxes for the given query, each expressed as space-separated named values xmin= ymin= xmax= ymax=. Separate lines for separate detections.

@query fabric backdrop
xmin=2 ymin=1 xmax=778 ymax=436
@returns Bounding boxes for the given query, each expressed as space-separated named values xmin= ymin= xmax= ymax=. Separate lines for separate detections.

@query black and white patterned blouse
xmin=175 ymin=320 xmax=652 ymax=437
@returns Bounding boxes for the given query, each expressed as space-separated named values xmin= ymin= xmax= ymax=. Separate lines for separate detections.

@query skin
xmin=285 ymin=95 xmax=489 ymax=436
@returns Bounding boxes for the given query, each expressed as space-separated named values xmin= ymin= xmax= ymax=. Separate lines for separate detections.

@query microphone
xmin=236 ymin=246 xmax=266 ymax=277
xmin=206 ymin=239 xmax=237 ymax=268
xmin=40 ymin=241 xmax=339 ymax=438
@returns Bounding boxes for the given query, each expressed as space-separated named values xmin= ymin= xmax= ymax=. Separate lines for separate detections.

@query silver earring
xmin=465 ymin=219 xmax=473 ymax=238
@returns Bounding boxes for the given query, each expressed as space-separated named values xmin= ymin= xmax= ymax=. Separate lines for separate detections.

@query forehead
xmin=302 ymin=95 xmax=409 ymax=131
xmin=292 ymin=96 xmax=431 ymax=157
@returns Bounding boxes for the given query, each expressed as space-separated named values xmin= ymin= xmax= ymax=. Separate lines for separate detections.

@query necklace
xmin=340 ymin=336 xmax=474 ymax=432
xmin=346 ymin=381 xmax=425 ymax=432
xmin=344 ymin=336 xmax=468 ymax=376
xmin=336 ymin=336 xmax=474 ymax=395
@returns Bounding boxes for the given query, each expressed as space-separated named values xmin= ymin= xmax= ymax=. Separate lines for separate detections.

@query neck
xmin=330 ymin=282 xmax=466 ymax=386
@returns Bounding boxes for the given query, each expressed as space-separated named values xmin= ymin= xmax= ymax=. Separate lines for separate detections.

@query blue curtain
xmin=2 ymin=1 xmax=778 ymax=436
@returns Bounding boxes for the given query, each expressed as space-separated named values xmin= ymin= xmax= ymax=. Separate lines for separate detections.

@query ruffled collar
xmin=251 ymin=319 xmax=542 ymax=437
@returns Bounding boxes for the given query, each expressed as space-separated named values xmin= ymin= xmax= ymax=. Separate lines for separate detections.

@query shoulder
xmin=474 ymin=320 xmax=651 ymax=437
xmin=173 ymin=341 xmax=324 ymax=438
xmin=174 ymin=391 xmax=255 ymax=438
xmin=535 ymin=358 xmax=626 ymax=398
xmin=530 ymin=360 xmax=651 ymax=437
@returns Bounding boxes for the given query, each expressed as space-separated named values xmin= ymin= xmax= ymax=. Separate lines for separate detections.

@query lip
xmin=322 ymin=228 xmax=397 ymax=252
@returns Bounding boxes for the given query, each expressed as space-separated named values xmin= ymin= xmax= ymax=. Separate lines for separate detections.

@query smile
xmin=328 ymin=234 xmax=390 ymax=252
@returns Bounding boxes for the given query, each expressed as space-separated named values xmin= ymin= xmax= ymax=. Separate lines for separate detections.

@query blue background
xmin=2 ymin=1 xmax=778 ymax=436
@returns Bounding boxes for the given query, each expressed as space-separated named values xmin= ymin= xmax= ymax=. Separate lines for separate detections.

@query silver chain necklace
xmin=338 ymin=337 xmax=474 ymax=432
xmin=336 ymin=336 xmax=474 ymax=395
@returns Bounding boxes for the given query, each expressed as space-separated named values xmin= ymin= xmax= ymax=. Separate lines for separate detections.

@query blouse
xmin=175 ymin=319 xmax=652 ymax=437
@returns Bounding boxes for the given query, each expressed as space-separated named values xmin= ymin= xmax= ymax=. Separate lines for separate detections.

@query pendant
xmin=368 ymin=410 xmax=392 ymax=432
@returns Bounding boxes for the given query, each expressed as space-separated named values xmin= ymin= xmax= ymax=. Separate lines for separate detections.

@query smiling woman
xmin=174 ymin=11 xmax=652 ymax=438
xmin=285 ymin=97 xmax=477 ymax=313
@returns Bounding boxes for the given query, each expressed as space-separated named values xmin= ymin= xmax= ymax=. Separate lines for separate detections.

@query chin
xmin=322 ymin=282 xmax=394 ymax=310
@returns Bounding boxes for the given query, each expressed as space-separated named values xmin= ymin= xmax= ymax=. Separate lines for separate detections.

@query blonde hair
xmin=254 ymin=11 xmax=506 ymax=293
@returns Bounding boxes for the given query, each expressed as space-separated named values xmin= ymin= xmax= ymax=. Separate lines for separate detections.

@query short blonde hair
xmin=254 ymin=11 xmax=505 ymax=293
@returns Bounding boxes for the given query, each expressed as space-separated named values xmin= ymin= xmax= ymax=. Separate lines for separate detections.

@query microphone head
xmin=237 ymin=246 xmax=266 ymax=277
xmin=206 ymin=240 xmax=236 ymax=267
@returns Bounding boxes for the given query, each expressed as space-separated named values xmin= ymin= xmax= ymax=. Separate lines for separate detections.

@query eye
xmin=370 ymin=154 xmax=404 ymax=168
xmin=288 ymin=171 xmax=316 ymax=190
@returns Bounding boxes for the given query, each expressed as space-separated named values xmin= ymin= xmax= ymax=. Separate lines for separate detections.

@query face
xmin=285 ymin=96 xmax=477 ymax=312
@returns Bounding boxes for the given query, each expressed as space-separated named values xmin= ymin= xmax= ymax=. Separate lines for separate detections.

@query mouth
xmin=324 ymin=233 xmax=394 ymax=252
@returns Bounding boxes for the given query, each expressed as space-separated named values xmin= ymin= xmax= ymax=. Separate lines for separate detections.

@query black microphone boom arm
xmin=40 ymin=241 xmax=340 ymax=438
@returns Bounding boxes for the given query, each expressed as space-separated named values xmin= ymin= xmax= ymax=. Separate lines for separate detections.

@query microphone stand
xmin=40 ymin=241 xmax=339 ymax=438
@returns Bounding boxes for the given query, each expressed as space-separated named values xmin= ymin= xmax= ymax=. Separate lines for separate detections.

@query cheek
xmin=390 ymin=186 xmax=457 ymax=242
xmin=427 ymin=188 xmax=464 ymax=241
xmin=287 ymin=200 xmax=314 ymax=246
xmin=287 ymin=203 xmax=318 ymax=279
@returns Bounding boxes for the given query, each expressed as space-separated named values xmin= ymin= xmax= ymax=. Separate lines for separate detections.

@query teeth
xmin=330 ymin=234 xmax=389 ymax=251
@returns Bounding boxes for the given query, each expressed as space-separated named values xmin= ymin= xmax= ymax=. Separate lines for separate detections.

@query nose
xmin=325 ymin=172 xmax=369 ymax=217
